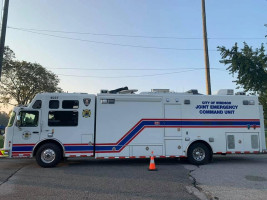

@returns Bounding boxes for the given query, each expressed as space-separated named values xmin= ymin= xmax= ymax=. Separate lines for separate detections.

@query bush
xmin=0 ymin=135 xmax=3 ymax=148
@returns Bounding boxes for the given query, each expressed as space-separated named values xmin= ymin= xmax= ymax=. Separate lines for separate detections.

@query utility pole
xmin=201 ymin=0 xmax=211 ymax=95
xmin=0 ymin=0 xmax=9 ymax=80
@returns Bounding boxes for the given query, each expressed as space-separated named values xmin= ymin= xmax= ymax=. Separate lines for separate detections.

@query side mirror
xmin=16 ymin=115 xmax=21 ymax=127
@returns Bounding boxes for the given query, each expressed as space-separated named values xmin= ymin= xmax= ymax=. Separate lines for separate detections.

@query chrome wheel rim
xmin=41 ymin=149 xmax=56 ymax=163
xmin=192 ymin=147 xmax=205 ymax=161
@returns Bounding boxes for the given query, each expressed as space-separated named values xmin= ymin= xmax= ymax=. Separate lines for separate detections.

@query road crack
xmin=186 ymin=166 xmax=215 ymax=200
xmin=0 ymin=165 xmax=24 ymax=186
xmin=189 ymin=167 xmax=203 ymax=191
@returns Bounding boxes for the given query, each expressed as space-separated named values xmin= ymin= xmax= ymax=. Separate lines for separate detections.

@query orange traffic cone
xmin=148 ymin=151 xmax=157 ymax=171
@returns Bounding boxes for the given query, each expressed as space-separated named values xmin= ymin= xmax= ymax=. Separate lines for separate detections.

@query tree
xmin=218 ymin=42 xmax=267 ymax=125
xmin=0 ymin=111 xmax=9 ymax=126
xmin=218 ymin=42 xmax=267 ymax=93
xmin=0 ymin=46 xmax=62 ymax=105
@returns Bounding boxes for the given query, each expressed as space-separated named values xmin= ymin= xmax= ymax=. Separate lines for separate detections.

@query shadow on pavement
xmin=58 ymin=157 xmax=189 ymax=167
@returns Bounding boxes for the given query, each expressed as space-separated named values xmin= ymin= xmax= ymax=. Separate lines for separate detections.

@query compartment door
xmin=226 ymin=132 xmax=260 ymax=152
xmin=164 ymin=105 xmax=182 ymax=137
xmin=243 ymin=133 xmax=259 ymax=152
xmin=165 ymin=140 xmax=183 ymax=156
xmin=226 ymin=133 xmax=244 ymax=152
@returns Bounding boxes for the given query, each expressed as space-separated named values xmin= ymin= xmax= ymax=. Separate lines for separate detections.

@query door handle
xmin=32 ymin=131 xmax=39 ymax=134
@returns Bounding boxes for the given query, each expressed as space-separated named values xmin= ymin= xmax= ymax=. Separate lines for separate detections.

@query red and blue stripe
xmin=12 ymin=118 xmax=260 ymax=155
xmin=94 ymin=118 xmax=260 ymax=153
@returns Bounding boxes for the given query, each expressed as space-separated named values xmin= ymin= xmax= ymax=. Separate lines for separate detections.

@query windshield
xmin=7 ymin=111 xmax=16 ymax=127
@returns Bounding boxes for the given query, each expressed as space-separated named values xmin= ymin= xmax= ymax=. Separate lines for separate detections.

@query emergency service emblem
xmin=82 ymin=109 xmax=91 ymax=118
xmin=83 ymin=98 xmax=91 ymax=106
xmin=22 ymin=131 xmax=31 ymax=140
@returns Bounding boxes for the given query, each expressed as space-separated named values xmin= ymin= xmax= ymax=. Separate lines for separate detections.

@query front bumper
xmin=0 ymin=149 xmax=10 ymax=157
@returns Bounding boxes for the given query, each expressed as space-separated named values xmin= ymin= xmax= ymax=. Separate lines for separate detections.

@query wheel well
xmin=187 ymin=140 xmax=213 ymax=156
xmin=33 ymin=140 xmax=64 ymax=157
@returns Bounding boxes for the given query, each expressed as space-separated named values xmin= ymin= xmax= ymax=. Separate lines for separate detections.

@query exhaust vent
xmin=151 ymin=89 xmax=170 ymax=93
xmin=235 ymin=92 xmax=246 ymax=95
xmin=216 ymin=89 xmax=234 ymax=95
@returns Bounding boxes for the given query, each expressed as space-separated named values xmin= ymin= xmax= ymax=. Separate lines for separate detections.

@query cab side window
xmin=32 ymin=100 xmax=42 ymax=109
xmin=7 ymin=111 xmax=16 ymax=127
xmin=48 ymin=111 xmax=78 ymax=126
xmin=49 ymin=100 xmax=59 ymax=109
xmin=62 ymin=100 xmax=79 ymax=109
xmin=19 ymin=111 xmax=39 ymax=127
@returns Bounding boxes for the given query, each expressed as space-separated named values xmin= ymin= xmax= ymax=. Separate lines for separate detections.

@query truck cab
xmin=1 ymin=93 xmax=96 ymax=167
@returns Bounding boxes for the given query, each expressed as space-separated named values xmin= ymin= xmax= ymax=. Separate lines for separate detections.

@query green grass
xmin=265 ymin=131 xmax=267 ymax=146
xmin=0 ymin=135 xmax=3 ymax=148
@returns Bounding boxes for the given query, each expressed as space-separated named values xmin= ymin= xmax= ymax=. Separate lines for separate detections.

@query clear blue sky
xmin=4 ymin=0 xmax=267 ymax=95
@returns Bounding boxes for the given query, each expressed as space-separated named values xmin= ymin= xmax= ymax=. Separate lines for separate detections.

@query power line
xmin=9 ymin=26 xmax=203 ymax=39
xmin=49 ymin=67 xmax=223 ymax=71
xmin=57 ymin=69 xmax=203 ymax=78
xmin=7 ymin=26 xmax=266 ymax=40
xmin=9 ymin=27 xmax=217 ymax=51
xmin=54 ymin=68 xmax=226 ymax=78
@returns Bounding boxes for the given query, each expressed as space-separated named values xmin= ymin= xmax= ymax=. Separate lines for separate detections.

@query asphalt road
xmin=185 ymin=154 xmax=267 ymax=200
xmin=1 ymin=155 xmax=267 ymax=200
xmin=0 ymin=158 xmax=197 ymax=200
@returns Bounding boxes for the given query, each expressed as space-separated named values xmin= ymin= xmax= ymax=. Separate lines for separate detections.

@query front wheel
xmin=187 ymin=143 xmax=211 ymax=165
xmin=36 ymin=143 xmax=62 ymax=168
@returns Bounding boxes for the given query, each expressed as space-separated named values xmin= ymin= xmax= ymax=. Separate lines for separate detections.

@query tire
xmin=187 ymin=143 xmax=211 ymax=165
xmin=36 ymin=143 xmax=62 ymax=168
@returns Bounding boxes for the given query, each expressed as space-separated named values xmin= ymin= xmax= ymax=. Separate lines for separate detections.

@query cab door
xmin=12 ymin=110 xmax=41 ymax=157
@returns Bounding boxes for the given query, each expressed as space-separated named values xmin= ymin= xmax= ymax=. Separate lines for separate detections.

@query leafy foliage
xmin=0 ymin=111 xmax=9 ymax=126
xmin=259 ymin=93 xmax=267 ymax=127
xmin=218 ymin=42 xmax=267 ymax=93
xmin=218 ymin=42 xmax=267 ymax=126
xmin=0 ymin=46 xmax=62 ymax=105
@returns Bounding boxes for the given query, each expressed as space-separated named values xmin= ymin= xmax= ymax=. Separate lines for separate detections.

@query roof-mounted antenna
xmin=109 ymin=87 xmax=129 ymax=94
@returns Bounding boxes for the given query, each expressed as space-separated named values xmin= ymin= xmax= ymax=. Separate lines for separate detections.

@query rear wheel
xmin=36 ymin=143 xmax=62 ymax=168
xmin=187 ymin=143 xmax=211 ymax=165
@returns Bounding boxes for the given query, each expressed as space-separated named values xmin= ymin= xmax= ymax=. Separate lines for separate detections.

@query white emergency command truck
xmin=0 ymin=87 xmax=266 ymax=167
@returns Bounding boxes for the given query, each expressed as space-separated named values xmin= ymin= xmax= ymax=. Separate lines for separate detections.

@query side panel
xmin=95 ymin=94 xmax=263 ymax=158
xmin=95 ymin=95 xmax=164 ymax=158
xmin=180 ymin=95 xmax=261 ymax=154
xmin=132 ymin=145 xmax=163 ymax=157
